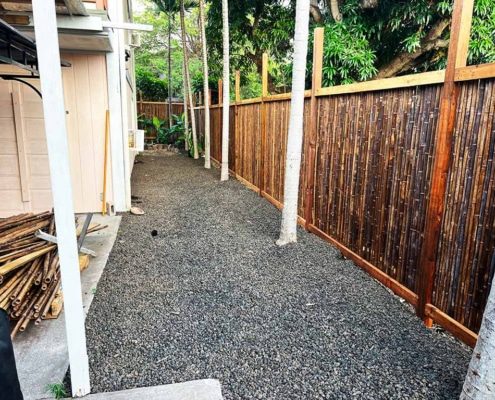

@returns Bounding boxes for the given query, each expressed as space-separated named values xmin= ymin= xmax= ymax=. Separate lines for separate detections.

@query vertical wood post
xmin=234 ymin=70 xmax=241 ymax=173
xmin=304 ymin=27 xmax=324 ymax=229
xmin=259 ymin=52 xmax=268 ymax=195
xmin=32 ymin=0 xmax=90 ymax=396
xmin=417 ymin=0 xmax=474 ymax=325
xmin=12 ymin=86 xmax=30 ymax=203
xmin=218 ymin=79 xmax=223 ymax=105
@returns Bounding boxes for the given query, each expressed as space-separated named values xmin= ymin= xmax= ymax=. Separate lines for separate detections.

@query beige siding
xmin=0 ymin=53 xmax=113 ymax=217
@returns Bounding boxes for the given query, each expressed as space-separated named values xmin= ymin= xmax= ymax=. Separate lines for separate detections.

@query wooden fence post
xmin=218 ymin=79 xmax=223 ymax=105
xmin=235 ymin=70 xmax=241 ymax=174
xmin=304 ymin=27 xmax=324 ymax=229
xmin=259 ymin=52 xmax=268 ymax=195
xmin=417 ymin=0 xmax=474 ymax=326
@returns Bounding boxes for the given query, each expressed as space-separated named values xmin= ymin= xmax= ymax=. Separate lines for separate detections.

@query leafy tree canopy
xmin=205 ymin=0 xmax=495 ymax=92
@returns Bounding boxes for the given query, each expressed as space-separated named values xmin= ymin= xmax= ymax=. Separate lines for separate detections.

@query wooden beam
xmin=317 ymin=70 xmax=445 ymax=97
xmin=425 ymin=304 xmax=478 ymax=347
xmin=32 ymin=0 xmax=90 ymax=396
xmin=235 ymin=70 xmax=241 ymax=102
xmin=262 ymin=53 xmax=268 ymax=97
xmin=455 ymin=62 xmax=495 ymax=81
xmin=259 ymin=53 xmax=268 ymax=195
xmin=417 ymin=0 xmax=475 ymax=326
xmin=304 ymin=27 xmax=324 ymax=229
xmin=218 ymin=79 xmax=223 ymax=105
xmin=234 ymin=70 xmax=240 ymax=173
xmin=11 ymin=85 xmax=30 ymax=203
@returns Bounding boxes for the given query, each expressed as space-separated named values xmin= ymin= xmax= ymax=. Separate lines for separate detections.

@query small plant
xmin=91 ymin=287 xmax=97 ymax=295
xmin=46 ymin=382 xmax=66 ymax=399
xmin=152 ymin=116 xmax=169 ymax=145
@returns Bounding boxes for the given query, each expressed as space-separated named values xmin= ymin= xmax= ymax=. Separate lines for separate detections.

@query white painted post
xmin=105 ymin=0 xmax=132 ymax=212
xmin=106 ymin=30 xmax=128 ymax=212
xmin=31 ymin=0 xmax=91 ymax=396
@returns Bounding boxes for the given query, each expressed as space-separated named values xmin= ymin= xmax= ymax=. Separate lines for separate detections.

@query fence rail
xmin=193 ymin=5 xmax=495 ymax=347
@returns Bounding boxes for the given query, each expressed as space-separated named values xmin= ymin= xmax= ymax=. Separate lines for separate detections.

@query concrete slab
xmin=13 ymin=214 xmax=121 ymax=400
xmin=45 ymin=380 xmax=223 ymax=400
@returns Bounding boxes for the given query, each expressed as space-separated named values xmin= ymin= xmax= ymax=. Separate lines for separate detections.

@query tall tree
xmin=180 ymin=0 xmax=199 ymax=159
xmin=276 ymin=0 xmax=310 ymax=245
xmin=220 ymin=0 xmax=230 ymax=181
xmin=461 ymin=284 xmax=495 ymax=399
xmin=199 ymin=0 xmax=211 ymax=169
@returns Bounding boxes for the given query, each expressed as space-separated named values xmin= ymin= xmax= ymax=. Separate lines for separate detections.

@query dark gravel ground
xmin=85 ymin=152 xmax=471 ymax=400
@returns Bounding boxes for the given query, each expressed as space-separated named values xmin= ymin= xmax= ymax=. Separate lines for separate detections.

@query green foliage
xmin=134 ymin=0 xmax=203 ymax=101
xmin=46 ymin=383 xmax=66 ymax=400
xmin=469 ymin=0 xmax=495 ymax=64
xmin=136 ymin=68 xmax=169 ymax=101
xmin=205 ymin=0 xmax=495 ymax=92
xmin=153 ymin=116 xmax=169 ymax=144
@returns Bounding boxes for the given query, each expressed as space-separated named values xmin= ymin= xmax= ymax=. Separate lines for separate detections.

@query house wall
xmin=0 ymin=53 xmax=113 ymax=217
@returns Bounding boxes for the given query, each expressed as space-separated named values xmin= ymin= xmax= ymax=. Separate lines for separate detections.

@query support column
xmin=259 ymin=53 xmax=268 ymax=195
xmin=234 ymin=70 xmax=241 ymax=174
xmin=304 ymin=27 xmax=324 ymax=229
xmin=31 ymin=0 xmax=90 ymax=396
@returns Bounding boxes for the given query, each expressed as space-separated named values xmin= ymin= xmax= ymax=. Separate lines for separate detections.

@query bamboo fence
xmin=193 ymin=9 xmax=495 ymax=347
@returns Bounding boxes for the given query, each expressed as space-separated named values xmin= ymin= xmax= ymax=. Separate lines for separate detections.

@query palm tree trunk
xmin=199 ymin=0 xmax=211 ymax=169
xmin=182 ymin=62 xmax=189 ymax=152
xmin=167 ymin=8 xmax=173 ymax=129
xmin=461 ymin=284 xmax=495 ymax=399
xmin=220 ymin=0 xmax=230 ymax=181
xmin=276 ymin=0 xmax=310 ymax=245
xmin=180 ymin=0 xmax=199 ymax=159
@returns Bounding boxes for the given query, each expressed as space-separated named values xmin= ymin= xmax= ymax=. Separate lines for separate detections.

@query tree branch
xmin=327 ymin=0 xmax=342 ymax=22
xmin=310 ymin=0 xmax=323 ymax=23
xmin=375 ymin=19 xmax=450 ymax=79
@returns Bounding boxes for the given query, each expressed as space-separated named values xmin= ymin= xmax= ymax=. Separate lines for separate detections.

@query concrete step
xmin=51 ymin=380 xmax=223 ymax=400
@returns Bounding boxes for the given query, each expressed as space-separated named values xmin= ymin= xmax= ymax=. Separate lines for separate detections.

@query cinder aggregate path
xmin=86 ymin=152 xmax=471 ymax=400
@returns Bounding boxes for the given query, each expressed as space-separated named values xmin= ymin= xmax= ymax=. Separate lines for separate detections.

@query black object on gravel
xmin=85 ymin=153 xmax=471 ymax=400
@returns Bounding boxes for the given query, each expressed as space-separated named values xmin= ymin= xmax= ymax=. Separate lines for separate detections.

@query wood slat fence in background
xmin=193 ymin=1 xmax=495 ymax=347
xmin=137 ymin=101 xmax=184 ymax=122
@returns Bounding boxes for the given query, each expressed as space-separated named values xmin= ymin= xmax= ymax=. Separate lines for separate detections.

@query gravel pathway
xmin=86 ymin=152 xmax=471 ymax=400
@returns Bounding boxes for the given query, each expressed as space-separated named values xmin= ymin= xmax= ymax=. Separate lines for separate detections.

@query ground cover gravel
xmin=85 ymin=152 xmax=471 ymax=399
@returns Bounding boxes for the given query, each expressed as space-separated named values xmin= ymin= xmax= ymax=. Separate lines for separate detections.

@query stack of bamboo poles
xmin=0 ymin=211 xmax=105 ymax=339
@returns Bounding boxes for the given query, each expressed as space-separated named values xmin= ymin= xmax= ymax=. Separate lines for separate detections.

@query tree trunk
xmin=375 ymin=19 xmax=450 ymax=79
xmin=277 ymin=0 xmax=310 ymax=245
xmin=199 ymin=0 xmax=211 ymax=169
xmin=167 ymin=9 xmax=173 ymax=129
xmin=220 ymin=0 xmax=230 ymax=181
xmin=327 ymin=0 xmax=342 ymax=22
xmin=182 ymin=62 xmax=189 ymax=152
xmin=461 ymin=284 xmax=495 ymax=399
xmin=310 ymin=0 xmax=323 ymax=23
xmin=180 ymin=0 xmax=199 ymax=159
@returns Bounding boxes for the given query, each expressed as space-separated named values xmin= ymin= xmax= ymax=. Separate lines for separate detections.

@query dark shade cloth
xmin=0 ymin=309 xmax=23 ymax=400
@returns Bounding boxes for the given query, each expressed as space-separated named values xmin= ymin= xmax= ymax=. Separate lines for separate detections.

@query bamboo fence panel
xmin=433 ymin=78 xmax=495 ymax=332
xmin=236 ymin=103 xmax=261 ymax=186
xmin=312 ymin=85 xmax=442 ymax=291
xmin=202 ymin=77 xmax=495 ymax=340
xmin=262 ymin=99 xmax=311 ymax=216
